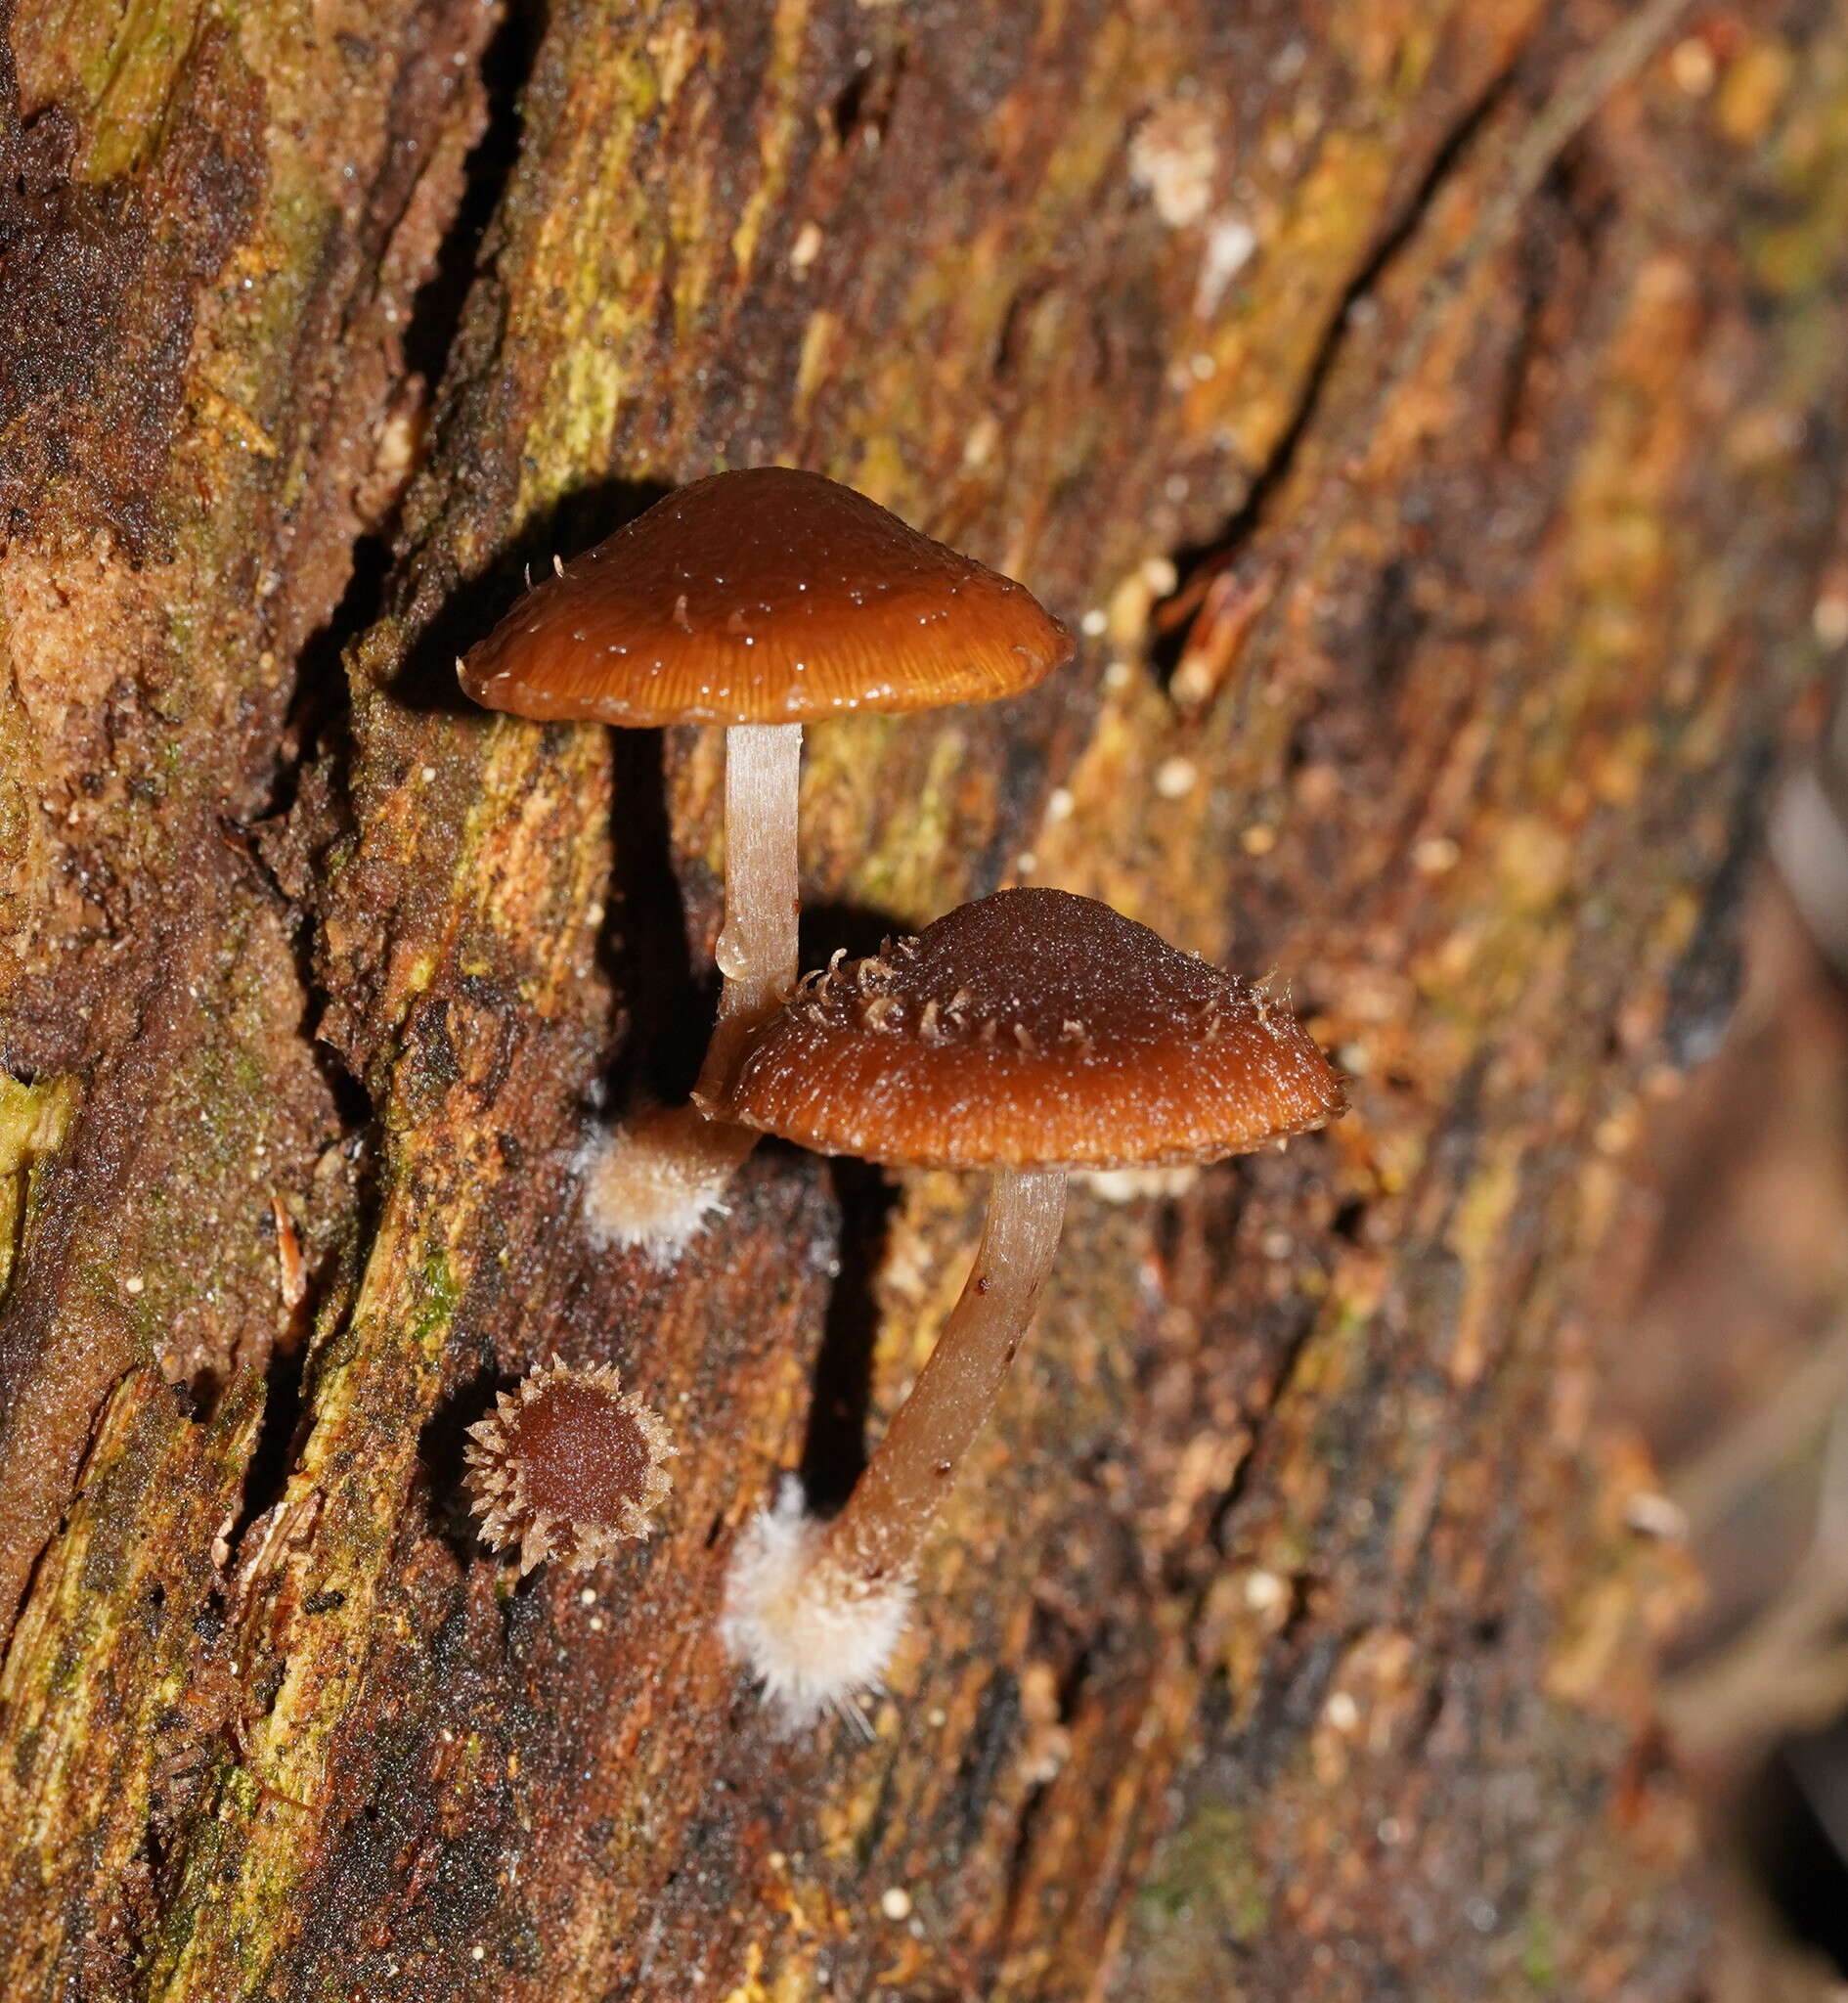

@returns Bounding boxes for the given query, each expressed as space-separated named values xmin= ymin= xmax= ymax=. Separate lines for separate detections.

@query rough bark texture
xmin=1 ymin=0 xmax=1844 ymax=1997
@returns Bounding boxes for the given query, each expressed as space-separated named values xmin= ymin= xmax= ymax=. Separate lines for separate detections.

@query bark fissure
xmin=1158 ymin=46 xmax=1529 ymax=671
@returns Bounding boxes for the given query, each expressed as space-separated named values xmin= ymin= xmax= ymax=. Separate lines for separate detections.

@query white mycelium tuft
xmin=576 ymin=1108 xmax=737 ymax=1260
xmin=719 ymin=1479 xmax=912 ymax=1734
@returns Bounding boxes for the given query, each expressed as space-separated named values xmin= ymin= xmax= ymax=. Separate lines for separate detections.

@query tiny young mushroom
xmin=458 ymin=467 xmax=1071 ymax=1256
xmin=464 ymin=1356 xmax=677 ymax=1573
xmin=713 ymin=885 xmax=1345 ymax=1729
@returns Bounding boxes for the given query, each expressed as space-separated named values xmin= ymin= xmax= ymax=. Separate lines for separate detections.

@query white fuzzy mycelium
xmin=575 ymin=1107 xmax=735 ymax=1260
xmin=719 ymin=1479 xmax=912 ymax=1734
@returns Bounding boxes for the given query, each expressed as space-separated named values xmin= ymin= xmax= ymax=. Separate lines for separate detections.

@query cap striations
xmin=458 ymin=467 xmax=1073 ymax=727
xmin=722 ymin=887 xmax=1346 ymax=1171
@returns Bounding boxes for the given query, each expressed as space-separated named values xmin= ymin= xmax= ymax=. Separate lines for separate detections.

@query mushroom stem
xmin=820 ymin=1166 xmax=1069 ymax=1589
xmin=585 ymin=722 xmax=801 ymax=1257
xmin=695 ymin=720 xmax=803 ymax=1104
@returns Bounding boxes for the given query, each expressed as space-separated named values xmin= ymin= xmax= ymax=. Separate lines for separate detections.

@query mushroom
xmin=464 ymin=1356 xmax=677 ymax=1573
xmin=459 ymin=467 xmax=1071 ymax=1255
xmin=712 ymin=886 xmax=1345 ymax=1728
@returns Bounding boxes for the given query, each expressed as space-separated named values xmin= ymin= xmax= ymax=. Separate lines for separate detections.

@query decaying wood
xmin=2 ymin=0 xmax=1845 ymax=1996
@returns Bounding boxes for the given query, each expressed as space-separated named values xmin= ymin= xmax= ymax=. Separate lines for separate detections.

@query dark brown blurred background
xmin=1606 ymin=653 xmax=1848 ymax=1999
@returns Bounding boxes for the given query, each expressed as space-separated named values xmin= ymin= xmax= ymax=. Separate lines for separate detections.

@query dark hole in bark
xmin=828 ymin=38 xmax=907 ymax=152
xmin=226 ymin=1338 xmax=311 ymax=1561
xmin=418 ymin=1359 xmax=508 ymax=1571
xmin=1661 ymin=734 xmax=1775 ymax=1071
xmin=287 ymin=533 xmax=391 ymax=802
xmin=1330 ymin=1197 xmax=1369 ymax=1243
xmin=1739 ymin=1727 xmax=1848 ymax=1978
xmin=401 ymin=3 xmax=537 ymax=390
xmin=1366 ymin=556 xmax=1424 ymax=698
xmin=281 ymin=3 xmax=545 ymax=783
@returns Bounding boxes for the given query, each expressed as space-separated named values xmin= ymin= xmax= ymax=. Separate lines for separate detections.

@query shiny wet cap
xmin=459 ymin=467 xmax=1073 ymax=727
xmin=722 ymin=888 xmax=1346 ymax=1170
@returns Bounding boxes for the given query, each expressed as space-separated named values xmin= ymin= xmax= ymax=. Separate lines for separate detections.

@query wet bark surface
xmin=2 ymin=0 xmax=1845 ymax=1996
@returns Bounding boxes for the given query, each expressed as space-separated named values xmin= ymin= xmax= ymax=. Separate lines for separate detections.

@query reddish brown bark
xmin=2 ymin=2 xmax=1844 ymax=1997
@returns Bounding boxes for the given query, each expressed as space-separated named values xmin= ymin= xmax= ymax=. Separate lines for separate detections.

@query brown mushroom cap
xmin=463 ymin=1358 xmax=676 ymax=1572
xmin=722 ymin=888 xmax=1346 ymax=1170
xmin=458 ymin=467 xmax=1073 ymax=727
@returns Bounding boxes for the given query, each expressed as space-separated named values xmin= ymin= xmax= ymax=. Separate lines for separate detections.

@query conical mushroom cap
xmin=722 ymin=888 xmax=1346 ymax=1171
xmin=459 ymin=467 xmax=1073 ymax=727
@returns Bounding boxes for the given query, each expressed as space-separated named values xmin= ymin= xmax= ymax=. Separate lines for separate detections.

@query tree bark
xmin=1 ymin=0 xmax=1842 ymax=1996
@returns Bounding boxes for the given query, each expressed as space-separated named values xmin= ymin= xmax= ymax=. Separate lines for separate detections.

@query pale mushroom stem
xmin=819 ymin=1166 xmax=1069 ymax=1589
xmin=693 ymin=719 xmax=804 ymax=1107
xmin=580 ymin=723 xmax=801 ymax=1257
